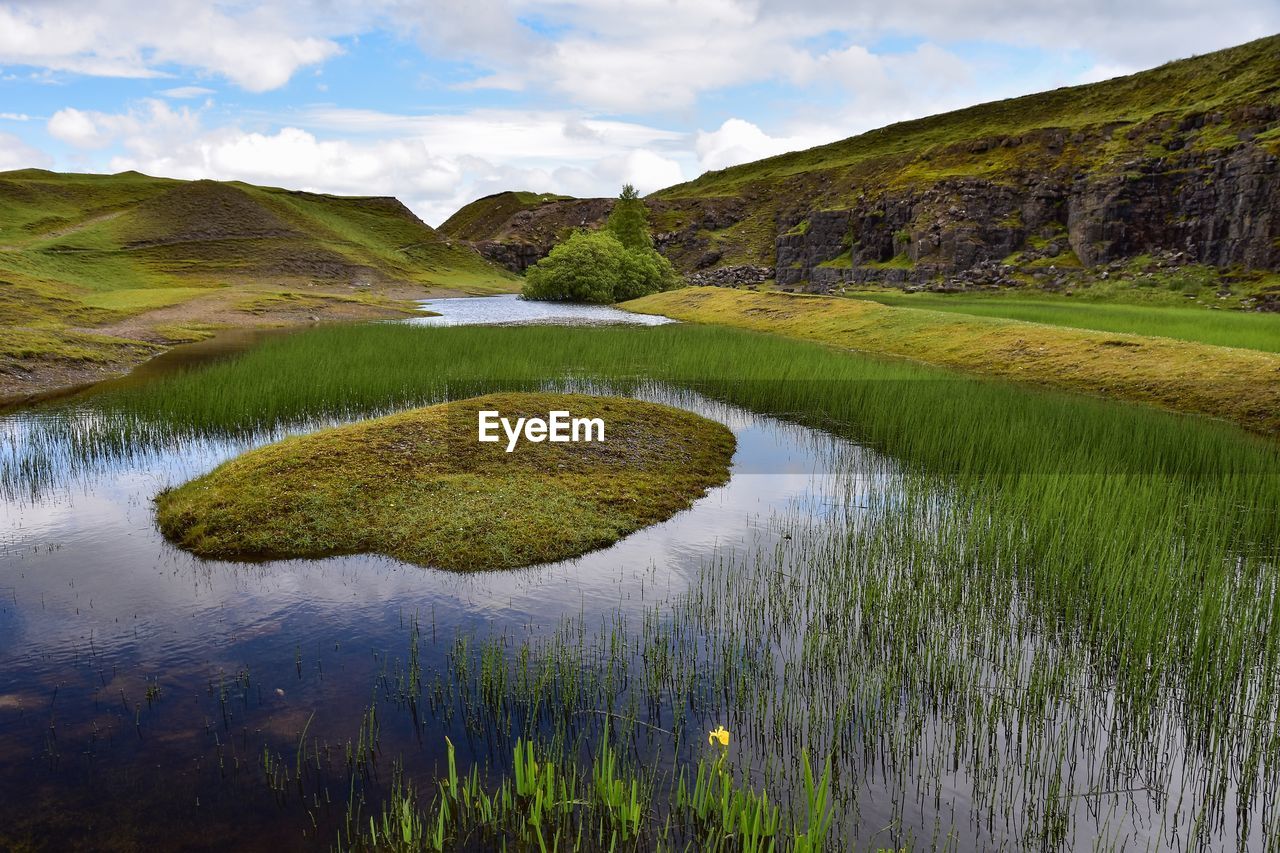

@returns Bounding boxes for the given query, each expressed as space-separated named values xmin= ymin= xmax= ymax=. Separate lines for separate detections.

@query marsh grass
xmin=5 ymin=320 xmax=1280 ymax=847
xmin=626 ymin=288 xmax=1280 ymax=435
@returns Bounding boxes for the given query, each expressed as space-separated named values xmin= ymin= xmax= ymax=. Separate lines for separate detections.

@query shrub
xmin=522 ymin=186 xmax=682 ymax=303
xmin=522 ymin=231 xmax=627 ymax=304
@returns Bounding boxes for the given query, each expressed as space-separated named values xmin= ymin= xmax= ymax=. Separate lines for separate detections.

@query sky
xmin=0 ymin=2 xmax=1277 ymax=226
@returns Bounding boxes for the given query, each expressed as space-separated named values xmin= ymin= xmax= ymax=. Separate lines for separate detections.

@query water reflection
xmin=408 ymin=294 xmax=676 ymax=327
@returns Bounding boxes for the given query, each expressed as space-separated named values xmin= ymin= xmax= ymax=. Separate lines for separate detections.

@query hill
xmin=447 ymin=35 xmax=1280 ymax=301
xmin=0 ymin=170 xmax=517 ymax=401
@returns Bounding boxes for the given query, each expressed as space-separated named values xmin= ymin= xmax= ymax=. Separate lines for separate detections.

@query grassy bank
xmin=625 ymin=287 xmax=1280 ymax=434
xmin=155 ymin=392 xmax=734 ymax=569
xmin=849 ymin=290 xmax=1280 ymax=352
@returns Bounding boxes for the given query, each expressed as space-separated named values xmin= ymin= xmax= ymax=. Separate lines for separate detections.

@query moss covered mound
xmin=155 ymin=393 xmax=736 ymax=570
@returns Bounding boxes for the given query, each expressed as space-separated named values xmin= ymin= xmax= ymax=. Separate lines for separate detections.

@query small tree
xmin=604 ymin=184 xmax=652 ymax=251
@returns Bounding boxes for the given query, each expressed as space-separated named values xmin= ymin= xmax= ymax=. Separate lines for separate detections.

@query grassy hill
xmin=655 ymin=35 xmax=1280 ymax=202
xmin=645 ymin=35 xmax=1280 ymax=283
xmin=0 ymin=170 xmax=517 ymax=400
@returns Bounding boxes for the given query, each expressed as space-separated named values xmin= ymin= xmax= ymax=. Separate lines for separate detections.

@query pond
xmin=408 ymin=294 xmax=676 ymax=327
xmin=0 ymin=385 xmax=888 ymax=848
xmin=0 ymin=307 xmax=1276 ymax=850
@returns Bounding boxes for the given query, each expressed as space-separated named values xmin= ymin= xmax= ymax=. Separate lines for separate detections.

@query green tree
xmin=604 ymin=183 xmax=652 ymax=251
xmin=615 ymin=246 xmax=678 ymax=301
xmin=521 ymin=230 xmax=625 ymax=304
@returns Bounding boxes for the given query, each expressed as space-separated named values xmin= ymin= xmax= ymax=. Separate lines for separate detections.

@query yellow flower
xmin=708 ymin=725 xmax=730 ymax=747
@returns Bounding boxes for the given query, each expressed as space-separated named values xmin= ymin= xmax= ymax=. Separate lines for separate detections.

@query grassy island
xmin=155 ymin=392 xmax=735 ymax=570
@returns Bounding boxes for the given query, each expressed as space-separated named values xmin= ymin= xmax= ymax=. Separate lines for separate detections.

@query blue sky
xmin=1 ymin=1 xmax=1277 ymax=224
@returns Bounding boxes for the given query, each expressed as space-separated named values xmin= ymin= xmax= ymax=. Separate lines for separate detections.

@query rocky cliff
xmin=441 ymin=35 xmax=1280 ymax=297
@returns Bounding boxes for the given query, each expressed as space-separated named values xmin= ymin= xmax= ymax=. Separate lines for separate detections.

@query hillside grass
xmin=155 ymin=392 xmax=734 ymax=570
xmin=848 ymin=291 xmax=1280 ymax=352
xmin=0 ymin=170 xmax=517 ymax=390
xmin=657 ymin=35 xmax=1280 ymax=200
xmin=624 ymin=287 xmax=1280 ymax=434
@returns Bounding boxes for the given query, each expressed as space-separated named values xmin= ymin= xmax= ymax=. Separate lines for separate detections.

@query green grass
xmin=0 ymin=170 xmax=518 ymax=370
xmin=627 ymin=287 xmax=1280 ymax=434
xmin=155 ymin=392 xmax=734 ymax=569
xmin=78 ymin=286 xmax=211 ymax=312
xmin=10 ymin=319 xmax=1280 ymax=845
xmin=849 ymin=291 xmax=1280 ymax=352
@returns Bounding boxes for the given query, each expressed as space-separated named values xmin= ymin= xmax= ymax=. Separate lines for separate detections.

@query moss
xmin=1025 ymin=249 xmax=1082 ymax=269
xmin=817 ymin=253 xmax=853 ymax=269
xmin=623 ymin=287 xmax=1280 ymax=434
xmin=155 ymin=393 xmax=736 ymax=570
xmin=860 ymin=253 xmax=913 ymax=270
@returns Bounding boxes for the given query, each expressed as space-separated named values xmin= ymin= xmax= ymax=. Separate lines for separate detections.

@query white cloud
xmin=47 ymin=107 xmax=102 ymax=147
xmin=48 ymin=100 xmax=200 ymax=151
xmin=0 ymin=132 xmax=52 ymax=170
xmin=0 ymin=1 xmax=343 ymax=91
xmin=695 ymin=119 xmax=835 ymax=172
xmin=0 ymin=112 xmax=30 ymax=121
xmin=76 ymin=103 xmax=691 ymax=224
xmin=390 ymin=0 xmax=1280 ymax=115
xmin=158 ymin=86 xmax=216 ymax=99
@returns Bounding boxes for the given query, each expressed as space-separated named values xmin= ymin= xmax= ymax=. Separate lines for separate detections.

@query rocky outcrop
xmin=769 ymin=141 xmax=1280 ymax=293
xmin=452 ymin=198 xmax=616 ymax=272
xmin=686 ymin=265 xmax=773 ymax=287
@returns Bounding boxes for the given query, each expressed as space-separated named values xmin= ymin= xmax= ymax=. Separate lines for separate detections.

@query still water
xmin=0 ymin=299 xmax=881 ymax=849
xmin=0 ymin=297 xmax=1267 ymax=850
xmin=409 ymin=294 xmax=676 ymax=327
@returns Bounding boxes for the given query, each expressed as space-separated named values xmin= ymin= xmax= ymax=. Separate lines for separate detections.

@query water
xmin=0 ymin=302 xmax=1272 ymax=850
xmin=407 ymin=294 xmax=676 ymax=327
xmin=0 ymin=377 xmax=877 ymax=848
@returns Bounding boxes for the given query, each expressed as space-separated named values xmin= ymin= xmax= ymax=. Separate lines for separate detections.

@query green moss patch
xmin=155 ymin=392 xmax=735 ymax=570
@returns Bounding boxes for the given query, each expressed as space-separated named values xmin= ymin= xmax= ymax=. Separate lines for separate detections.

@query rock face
xmin=764 ymin=142 xmax=1280 ymax=293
